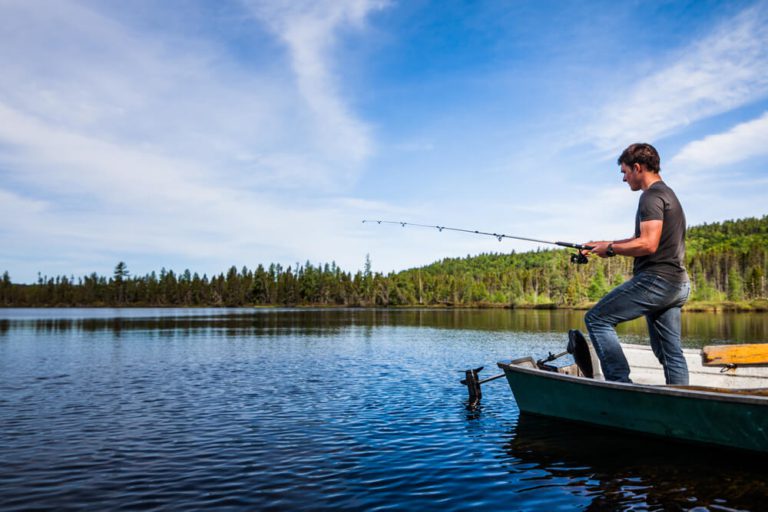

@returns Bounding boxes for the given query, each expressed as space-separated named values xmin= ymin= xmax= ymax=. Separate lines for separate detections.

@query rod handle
xmin=555 ymin=241 xmax=594 ymax=251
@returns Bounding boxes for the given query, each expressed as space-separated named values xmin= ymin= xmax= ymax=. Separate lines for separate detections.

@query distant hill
xmin=393 ymin=215 xmax=768 ymax=307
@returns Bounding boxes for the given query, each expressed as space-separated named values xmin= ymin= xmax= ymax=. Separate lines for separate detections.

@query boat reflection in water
xmin=503 ymin=413 xmax=768 ymax=510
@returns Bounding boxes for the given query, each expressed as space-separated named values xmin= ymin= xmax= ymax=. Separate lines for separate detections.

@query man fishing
xmin=583 ymin=143 xmax=690 ymax=385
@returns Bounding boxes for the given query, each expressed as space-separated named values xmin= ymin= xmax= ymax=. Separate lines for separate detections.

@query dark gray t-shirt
xmin=633 ymin=181 xmax=688 ymax=282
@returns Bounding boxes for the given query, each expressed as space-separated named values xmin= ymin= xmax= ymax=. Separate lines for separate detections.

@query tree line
xmin=2 ymin=216 xmax=767 ymax=308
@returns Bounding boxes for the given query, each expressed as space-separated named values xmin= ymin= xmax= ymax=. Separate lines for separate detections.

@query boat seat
xmin=701 ymin=344 xmax=768 ymax=366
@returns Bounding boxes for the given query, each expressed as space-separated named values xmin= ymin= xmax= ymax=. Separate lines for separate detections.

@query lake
xmin=1 ymin=308 xmax=767 ymax=510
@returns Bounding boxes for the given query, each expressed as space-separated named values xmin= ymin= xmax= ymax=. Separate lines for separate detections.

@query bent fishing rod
xmin=362 ymin=220 xmax=594 ymax=264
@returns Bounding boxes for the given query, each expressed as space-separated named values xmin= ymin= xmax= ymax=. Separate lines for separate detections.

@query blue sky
xmin=1 ymin=0 xmax=767 ymax=283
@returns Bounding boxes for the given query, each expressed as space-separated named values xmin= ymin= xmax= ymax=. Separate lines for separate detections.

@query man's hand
xmin=585 ymin=221 xmax=662 ymax=259
xmin=585 ymin=241 xmax=613 ymax=258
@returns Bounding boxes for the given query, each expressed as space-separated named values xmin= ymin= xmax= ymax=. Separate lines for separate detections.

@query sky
xmin=1 ymin=0 xmax=767 ymax=283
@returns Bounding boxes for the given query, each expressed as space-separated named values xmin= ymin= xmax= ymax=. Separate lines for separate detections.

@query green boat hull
xmin=500 ymin=360 xmax=768 ymax=453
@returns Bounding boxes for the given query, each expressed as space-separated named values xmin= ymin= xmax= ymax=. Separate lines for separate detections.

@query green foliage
xmin=587 ymin=266 xmax=609 ymax=301
xmin=3 ymin=215 xmax=767 ymax=307
xmin=727 ymin=264 xmax=744 ymax=301
xmin=0 ymin=271 xmax=11 ymax=306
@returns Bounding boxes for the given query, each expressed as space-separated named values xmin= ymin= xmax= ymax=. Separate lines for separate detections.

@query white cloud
xmin=242 ymin=0 xmax=388 ymax=165
xmin=0 ymin=0 xmax=392 ymax=281
xmin=587 ymin=3 xmax=768 ymax=151
xmin=0 ymin=95 xmax=407 ymax=277
xmin=669 ymin=111 xmax=768 ymax=169
xmin=0 ymin=188 xmax=49 ymax=216
xmin=0 ymin=0 xmax=385 ymax=190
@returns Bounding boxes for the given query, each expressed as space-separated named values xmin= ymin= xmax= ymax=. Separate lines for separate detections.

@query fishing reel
xmin=570 ymin=251 xmax=590 ymax=264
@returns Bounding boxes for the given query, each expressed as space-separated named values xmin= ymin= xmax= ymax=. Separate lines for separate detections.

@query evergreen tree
xmin=113 ymin=262 xmax=130 ymax=304
xmin=727 ymin=264 xmax=744 ymax=301
xmin=0 ymin=271 xmax=11 ymax=305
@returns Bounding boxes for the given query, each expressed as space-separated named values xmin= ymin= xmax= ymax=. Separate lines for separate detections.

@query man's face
xmin=620 ymin=163 xmax=641 ymax=191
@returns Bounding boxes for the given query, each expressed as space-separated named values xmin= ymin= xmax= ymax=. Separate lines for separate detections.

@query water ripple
xmin=1 ymin=309 xmax=767 ymax=510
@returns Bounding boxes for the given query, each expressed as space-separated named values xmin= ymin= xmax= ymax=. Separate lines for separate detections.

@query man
xmin=583 ymin=143 xmax=690 ymax=384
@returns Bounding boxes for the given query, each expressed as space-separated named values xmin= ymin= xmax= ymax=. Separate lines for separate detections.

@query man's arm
xmin=588 ymin=220 xmax=662 ymax=258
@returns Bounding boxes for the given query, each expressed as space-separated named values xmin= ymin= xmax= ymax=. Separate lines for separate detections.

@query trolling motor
xmin=460 ymin=366 xmax=506 ymax=405
xmin=362 ymin=220 xmax=593 ymax=264
xmin=460 ymin=330 xmax=595 ymax=403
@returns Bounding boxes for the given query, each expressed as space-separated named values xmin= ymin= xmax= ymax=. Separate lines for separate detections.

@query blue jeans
xmin=584 ymin=272 xmax=690 ymax=384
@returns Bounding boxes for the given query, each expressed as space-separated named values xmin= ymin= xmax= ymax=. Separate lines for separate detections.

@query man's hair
xmin=617 ymin=143 xmax=660 ymax=173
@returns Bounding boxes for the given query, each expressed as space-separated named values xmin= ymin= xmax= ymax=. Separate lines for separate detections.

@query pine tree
xmin=113 ymin=262 xmax=130 ymax=304
xmin=0 ymin=271 xmax=11 ymax=305
xmin=727 ymin=264 xmax=744 ymax=301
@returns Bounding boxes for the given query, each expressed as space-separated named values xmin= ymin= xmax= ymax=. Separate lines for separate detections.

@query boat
xmin=496 ymin=331 xmax=768 ymax=453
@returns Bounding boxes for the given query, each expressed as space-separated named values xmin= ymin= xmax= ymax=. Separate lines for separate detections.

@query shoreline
xmin=2 ymin=300 xmax=767 ymax=313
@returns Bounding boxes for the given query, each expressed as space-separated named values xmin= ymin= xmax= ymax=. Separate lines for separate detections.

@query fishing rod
xmin=362 ymin=220 xmax=593 ymax=264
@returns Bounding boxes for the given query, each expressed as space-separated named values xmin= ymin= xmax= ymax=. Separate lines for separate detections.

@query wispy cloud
xmin=0 ymin=92 xmax=406 ymax=277
xmin=243 ymin=0 xmax=388 ymax=166
xmin=0 ymin=0 xmax=383 ymax=190
xmin=0 ymin=0 xmax=392 ymax=280
xmin=669 ymin=111 xmax=768 ymax=169
xmin=586 ymin=2 xmax=768 ymax=152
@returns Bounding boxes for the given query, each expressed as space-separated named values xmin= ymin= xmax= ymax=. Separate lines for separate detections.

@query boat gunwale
xmin=497 ymin=357 xmax=768 ymax=406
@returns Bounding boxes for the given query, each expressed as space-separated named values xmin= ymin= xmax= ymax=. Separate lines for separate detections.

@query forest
xmin=1 ymin=215 xmax=767 ymax=309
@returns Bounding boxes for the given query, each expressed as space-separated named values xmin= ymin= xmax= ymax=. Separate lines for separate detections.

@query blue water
xmin=1 ymin=308 xmax=766 ymax=510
